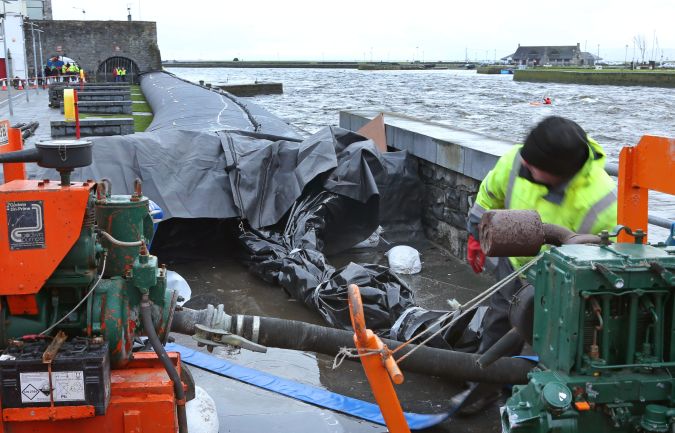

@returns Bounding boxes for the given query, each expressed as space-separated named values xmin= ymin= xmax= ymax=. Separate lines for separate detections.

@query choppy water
xmin=166 ymin=67 xmax=675 ymax=240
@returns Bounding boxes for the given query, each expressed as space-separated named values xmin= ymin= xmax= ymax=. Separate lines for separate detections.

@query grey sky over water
xmin=53 ymin=0 xmax=675 ymax=62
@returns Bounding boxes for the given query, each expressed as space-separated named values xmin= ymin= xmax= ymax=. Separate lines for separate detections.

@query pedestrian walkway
xmin=0 ymin=89 xmax=64 ymax=146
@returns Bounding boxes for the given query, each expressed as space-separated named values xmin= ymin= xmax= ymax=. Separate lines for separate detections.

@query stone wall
xmin=419 ymin=160 xmax=481 ymax=258
xmin=339 ymin=110 xmax=513 ymax=260
xmin=24 ymin=20 xmax=161 ymax=80
xmin=514 ymin=69 xmax=675 ymax=88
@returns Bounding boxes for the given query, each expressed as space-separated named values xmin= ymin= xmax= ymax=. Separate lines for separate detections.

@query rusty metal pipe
xmin=480 ymin=210 xmax=601 ymax=257
xmin=479 ymin=210 xmax=544 ymax=257
xmin=542 ymin=223 xmax=602 ymax=246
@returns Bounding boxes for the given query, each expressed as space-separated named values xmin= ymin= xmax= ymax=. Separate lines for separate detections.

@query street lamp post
xmin=27 ymin=21 xmax=38 ymax=91
xmin=625 ymin=44 xmax=628 ymax=66
xmin=36 ymin=28 xmax=43 ymax=86
xmin=1 ymin=0 xmax=15 ymax=116
xmin=19 ymin=16 xmax=29 ymax=102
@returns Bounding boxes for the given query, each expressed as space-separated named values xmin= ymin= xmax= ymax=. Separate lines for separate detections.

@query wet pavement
xmin=165 ymin=236 xmax=503 ymax=433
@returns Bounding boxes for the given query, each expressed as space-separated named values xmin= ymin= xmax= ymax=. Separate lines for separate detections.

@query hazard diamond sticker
xmin=21 ymin=383 xmax=39 ymax=401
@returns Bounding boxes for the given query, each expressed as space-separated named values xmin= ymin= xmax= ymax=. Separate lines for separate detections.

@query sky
xmin=52 ymin=0 xmax=675 ymax=62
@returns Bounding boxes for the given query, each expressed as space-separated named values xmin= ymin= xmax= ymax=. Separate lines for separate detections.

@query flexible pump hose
xmin=171 ymin=309 xmax=533 ymax=384
xmin=141 ymin=295 xmax=189 ymax=433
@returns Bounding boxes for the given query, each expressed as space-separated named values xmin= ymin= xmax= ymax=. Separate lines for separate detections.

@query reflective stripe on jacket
xmin=468 ymin=137 xmax=617 ymax=268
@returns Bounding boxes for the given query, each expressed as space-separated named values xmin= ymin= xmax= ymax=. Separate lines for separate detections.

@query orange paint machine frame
xmin=0 ymin=122 xmax=184 ymax=433
xmin=617 ymin=135 xmax=675 ymax=243
xmin=0 ymin=123 xmax=93 ymax=315
xmin=0 ymin=352 xmax=182 ymax=433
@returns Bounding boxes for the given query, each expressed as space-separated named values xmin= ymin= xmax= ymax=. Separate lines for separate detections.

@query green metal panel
xmin=95 ymin=194 xmax=153 ymax=277
xmin=504 ymin=242 xmax=675 ymax=433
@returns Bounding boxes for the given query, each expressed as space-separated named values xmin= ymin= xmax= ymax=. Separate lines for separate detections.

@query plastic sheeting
xmin=240 ymin=190 xmax=417 ymax=335
xmin=141 ymin=71 xmax=303 ymax=138
xmin=29 ymin=71 xmax=481 ymax=349
xmin=168 ymin=343 xmax=452 ymax=429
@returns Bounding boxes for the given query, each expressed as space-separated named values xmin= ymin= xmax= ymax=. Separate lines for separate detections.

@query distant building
xmin=502 ymin=43 xmax=600 ymax=66
xmin=2 ymin=0 xmax=52 ymax=20
xmin=26 ymin=0 xmax=53 ymax=20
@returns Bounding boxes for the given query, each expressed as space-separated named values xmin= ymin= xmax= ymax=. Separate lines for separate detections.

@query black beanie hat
xmin=521 ymin=116 xmax=589 ymax=178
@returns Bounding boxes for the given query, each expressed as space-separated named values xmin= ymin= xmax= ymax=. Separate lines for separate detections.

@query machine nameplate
xmin=6 ymin=200 xmax=45 ymax=250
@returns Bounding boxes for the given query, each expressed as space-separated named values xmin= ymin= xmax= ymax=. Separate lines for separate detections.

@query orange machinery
xmin=0 ymin=122 xmax=187 ymax=432
xmin=617 ymin=135 xmax=675 ymax=243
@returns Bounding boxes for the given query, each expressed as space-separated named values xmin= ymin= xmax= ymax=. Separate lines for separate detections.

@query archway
xmin=96 ymin=57 xmax=140 ymax=84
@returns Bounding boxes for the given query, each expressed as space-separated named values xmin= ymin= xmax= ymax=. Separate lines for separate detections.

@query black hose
xmin=171 ymin=310 xmax=533 ymax=384
xmin=477 ymin=328 xmax=523 ymax=369
xmin=141 ymin=295 xmax=188 ymax=433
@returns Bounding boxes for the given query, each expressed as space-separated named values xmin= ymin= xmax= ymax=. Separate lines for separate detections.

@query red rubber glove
xmin=467 ymin=234 xmax=486 ymax=273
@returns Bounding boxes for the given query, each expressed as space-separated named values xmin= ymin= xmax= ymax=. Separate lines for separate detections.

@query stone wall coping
xmin=51 ymin=118 xmax=133 ymax=126
xmin=63 ymin=101 xmax=133 ymax=106
xmin=339 ymin=110 xmax=516 ymax=181
xmin=69 ymin=90 xmax=131 ymax=95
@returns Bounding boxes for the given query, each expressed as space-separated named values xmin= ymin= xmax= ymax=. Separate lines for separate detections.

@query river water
xmin=166 ymin=67 xmax=675 ymax=240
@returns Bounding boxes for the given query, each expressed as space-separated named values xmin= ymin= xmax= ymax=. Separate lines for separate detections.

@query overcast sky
xmin=52 ymin=0 xmax=675 ymax=62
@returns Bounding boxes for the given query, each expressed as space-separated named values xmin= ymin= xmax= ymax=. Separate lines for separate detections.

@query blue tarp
xmin=167 ymin=343 xmax=452 ymax=430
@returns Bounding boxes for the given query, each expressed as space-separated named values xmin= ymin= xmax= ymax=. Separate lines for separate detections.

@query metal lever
xmin=192 ymin=323 xmax=267 ymax=353
xmin=649 ymin=262 xmax=675 ymax=286
xmin=592 ymin=263 xmax=625 ymax=289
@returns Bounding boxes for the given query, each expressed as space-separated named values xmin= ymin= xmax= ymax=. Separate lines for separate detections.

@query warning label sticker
xmin=0 ymin=120 xmax=9 ymax=146
xmin=6 ymin=200 xmax=45 ymax=250
xmin=20 ymin=371 xmax=85 ymax=403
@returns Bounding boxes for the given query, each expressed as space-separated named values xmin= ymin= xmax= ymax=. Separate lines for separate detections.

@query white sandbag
xmin=186 ymin=386 xmax=219 ymax=433
xmin=385 ymin=245 xmax=422 ymax=274
xmin=167 ymin=270 xmax=192 ymax=306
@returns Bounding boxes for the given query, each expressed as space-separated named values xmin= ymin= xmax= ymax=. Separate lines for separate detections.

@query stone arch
xmin=97 ymin=56 xmax=141 ymax=83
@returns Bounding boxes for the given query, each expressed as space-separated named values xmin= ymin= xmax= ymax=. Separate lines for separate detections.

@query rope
xmin=392 ymin=255 xmax=542 ymax=363
xmin=332 ymin=346 xmax=386 ymax=370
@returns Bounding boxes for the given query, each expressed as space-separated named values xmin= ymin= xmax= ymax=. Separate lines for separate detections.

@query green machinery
xmin=503 ymin=234 xmax=675 ymax=432
xmin=0 ymin=141 xmax=176 ymax=368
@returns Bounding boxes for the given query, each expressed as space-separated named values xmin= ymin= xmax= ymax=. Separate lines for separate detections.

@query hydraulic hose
xmin=477 ymin=328 xmax=523 ymax=369
xmin=171 ymin=309 xmax=533 ymax=384
xmin=141 ymin=295 xmax=188 ymax=433
xmin=543 ymin=223 xmax=602 ymax=246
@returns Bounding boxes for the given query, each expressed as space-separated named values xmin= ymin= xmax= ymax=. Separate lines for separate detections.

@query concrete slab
xmin=51 ymin=117 xmax=135 ymax=137
xmin=59 ymin=100 xmax=133 ymax=115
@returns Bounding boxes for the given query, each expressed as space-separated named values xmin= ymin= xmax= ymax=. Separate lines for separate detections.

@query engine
xmin=503 ymin=235 xmax=675 ymax=432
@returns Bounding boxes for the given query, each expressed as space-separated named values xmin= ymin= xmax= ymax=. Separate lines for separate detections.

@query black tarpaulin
xmin=30 ymin=71 xmax=477 ymax=345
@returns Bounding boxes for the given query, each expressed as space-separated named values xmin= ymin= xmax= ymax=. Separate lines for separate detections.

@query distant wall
xmin=24 ymin=20 xmax=161 ymax=80
xmin=514 ymin=70 xmax=675 ymax=88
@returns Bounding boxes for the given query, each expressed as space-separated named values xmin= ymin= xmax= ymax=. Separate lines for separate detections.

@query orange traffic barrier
xmin=617 ymin=135 xmax=675 ymax=243
xmin=0 ymin=120 xmax=27 ymax=183
xmin=348 ymin=284 xmax=410 ymax=433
